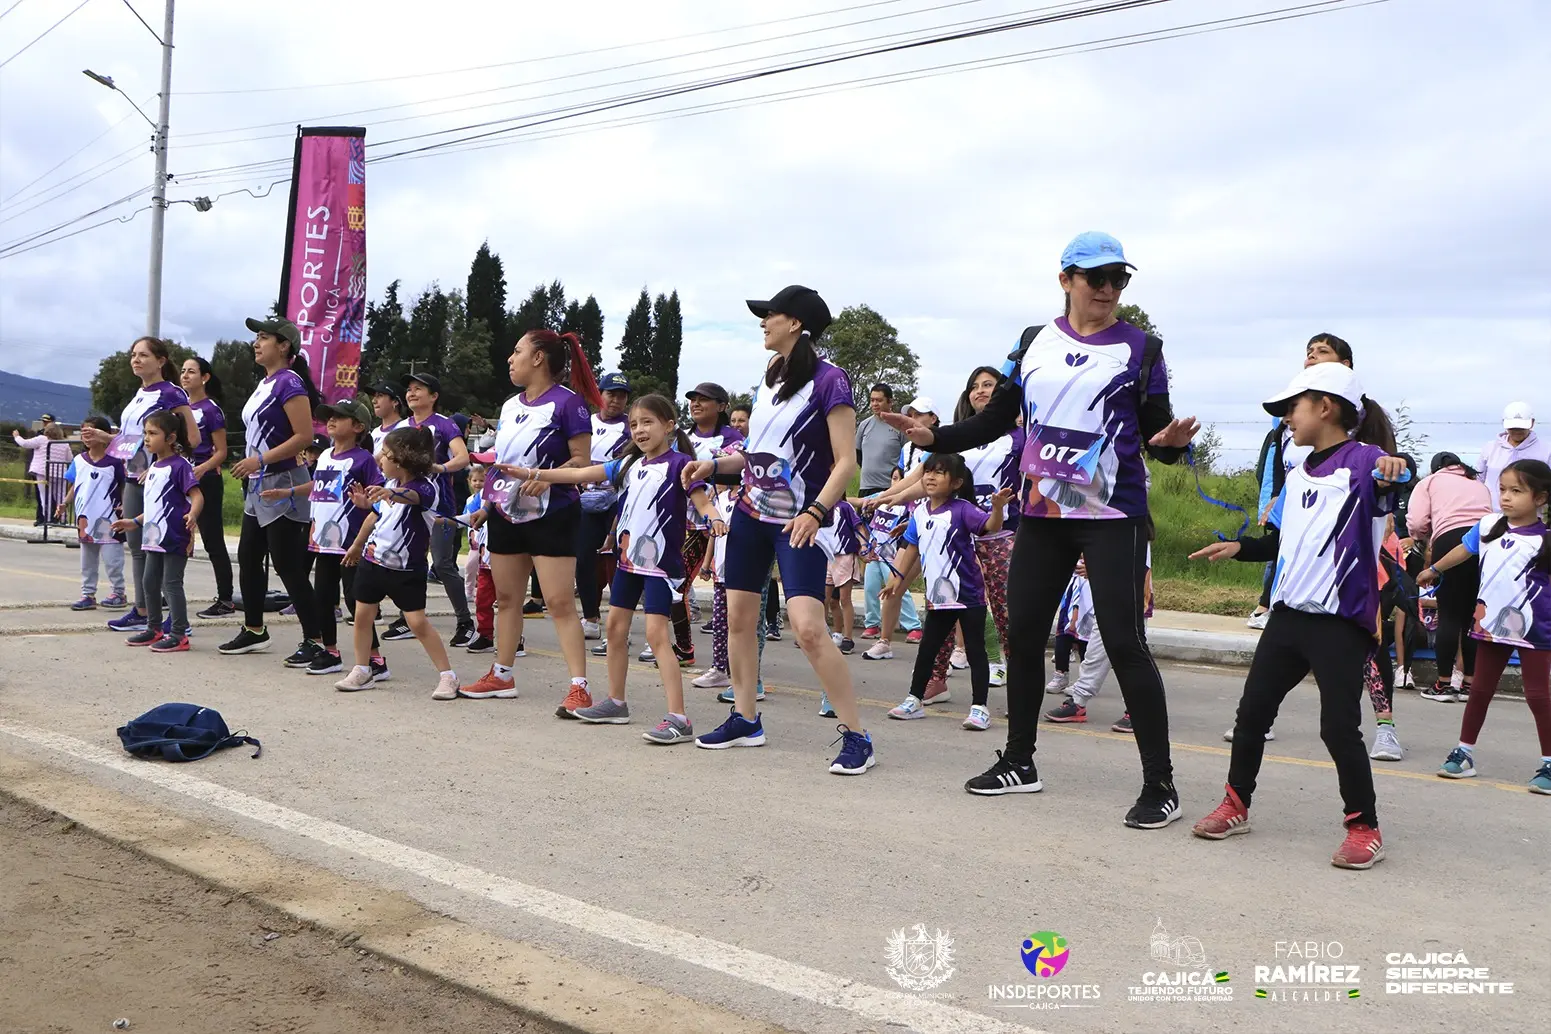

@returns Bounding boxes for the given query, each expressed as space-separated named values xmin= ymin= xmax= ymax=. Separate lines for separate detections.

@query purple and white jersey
xmin=604 ymin=451 xmax=707 ymax=582
xmin=189 ymin=398 xmax=225 ymax=465
xmin=710 ymin=489 xmax=737 ymax=583
xmin=1267 ymin=440 xmax=1396 ymax=636
xmin=308 ymin=446 xmax=382 ymax=554
xmin=816 ymin=500 xmax=863 ymax=561
xmin=114 ymin=381 xmax=189 ymax=474
xmin=407 ymin=412 xmax=464 ymax=517
xmin=865 ymin=504 xmax=910 ymax=565
xmin=490 ymin=385 xmax=592 ymax=524
xmin=687 ymin=424 xmax=745 ymax=528
xmin=1464 ymin=516 xmax=1550 ymax=652
xmin=364 ymin=477 xmax=436 ymax=572
xmin=903 ymin=498 xmax=990 ymax=610
xmin=739 ymin=360 xmax=853 ymax=524
xmin=141 ymin=455 xmax=199 ymax=556
xmin=65 ymin=453 xmax=125 ymax=543
xmin=371 ymin=418 xmax=403 ymax=454
xmin=1058 ymin=572 xmax=1095 ymax=641
xmin=1008 ymin=318 xmax=1166 ymax=520
xmin=240 ymin=370 xmax=308 ymax=474
xmin=961 ymin=429 xmax=1025 ymax=534
xmin=590 ymin=413 xmax=631 ymax=462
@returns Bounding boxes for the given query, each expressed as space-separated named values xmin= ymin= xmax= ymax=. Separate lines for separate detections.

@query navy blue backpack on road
xmin=116 ymin=703 xmax=262 ymax=762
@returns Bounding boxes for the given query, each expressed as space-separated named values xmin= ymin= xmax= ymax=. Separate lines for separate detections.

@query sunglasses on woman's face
xmin=1077 ymin=267 xmax=1132 ymax=291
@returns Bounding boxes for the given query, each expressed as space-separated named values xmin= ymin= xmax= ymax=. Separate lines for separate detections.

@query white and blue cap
xmin=1060 ymin=231 xmax=1136 ymax=271
xmin=1262 ymin=362 xmax=1366 ymax=418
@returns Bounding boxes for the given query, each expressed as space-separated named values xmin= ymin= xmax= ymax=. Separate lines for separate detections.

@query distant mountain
xmin=0 ymin=370 xmax=93 ymax=425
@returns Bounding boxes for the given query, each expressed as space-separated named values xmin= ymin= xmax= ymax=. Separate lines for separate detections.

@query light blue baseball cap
xmin=1060 ymin=231 xmax=1136 ymax=271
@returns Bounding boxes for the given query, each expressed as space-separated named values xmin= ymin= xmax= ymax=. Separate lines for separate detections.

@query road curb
xmin=0 ymin=754 xmax=793 ymax=1034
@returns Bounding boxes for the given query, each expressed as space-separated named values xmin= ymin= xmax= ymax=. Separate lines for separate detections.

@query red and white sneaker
xmin=555 ymin=680 xmax=592 ymax=719
xmin=460 ymin=667 xmax=517 ymax=700
xmin=904 ymin=629 xmax=924 ymax=645
xmin=921 ymin=677 xmax=951 ymax=706
xmin=1192 ymin=785 xmax=1251 ymax=840
xmin=1331 ymin=817 xmax=1384 ymax=870
xmin=861 ymin=626 xmax=881 ymax=640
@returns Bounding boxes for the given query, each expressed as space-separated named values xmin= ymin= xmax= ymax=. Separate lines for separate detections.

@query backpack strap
xmin=1135 ymin=333 xmax=1164 ymax=403
xmin=1002 ymin=325 xmax=1046 ymax=378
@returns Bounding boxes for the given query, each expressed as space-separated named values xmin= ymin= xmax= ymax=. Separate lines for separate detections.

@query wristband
xmin=1428 ymin=565 xmax=1439 ymax=578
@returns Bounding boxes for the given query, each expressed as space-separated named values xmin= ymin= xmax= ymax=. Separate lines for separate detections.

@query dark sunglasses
xmin=1075 ymin=267 xmax=1132 ymax=291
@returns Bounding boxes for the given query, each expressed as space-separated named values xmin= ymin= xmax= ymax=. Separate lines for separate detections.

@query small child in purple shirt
xmin=113 ymin=411 xmax=202 ymax=653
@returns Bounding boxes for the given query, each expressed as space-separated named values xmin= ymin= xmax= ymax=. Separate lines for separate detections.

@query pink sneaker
xmin=905 ymin=629 xmax=923 ymax=645
xmin=921 ymin=678 xmax=950 ymax=706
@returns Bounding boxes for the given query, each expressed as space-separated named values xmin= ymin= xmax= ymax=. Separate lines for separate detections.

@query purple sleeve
xmin=960 ymin=499 xmax=990 ymax=536
xmin=272 ymin=371 xmax=307 ymax=406
xmin=177 ymin=459 xmax=199 ymax=495
xmin=561 ymin=395 xmax=592 ymax=441
xmin=111 ymin=458 xmax=127 ymax=485
xmin=1147 ymin=354 xmax=1169 ymax=396
xmin=357 ymin=453 xmax=384 ymax=488
xmin=816 ymin=363 xmax=855 ymax=417
xmin=720 ymin=427 xmax=746 ymax=451
xmin=406 ymin=478 xmax=436 ymax=508
xmin=204 ymin=401 xmax=227 ymax=432
xmin=679 ymin=453 xmax=709 ymax=496
xmin=161 ymin=382 xmax=191 ymax=412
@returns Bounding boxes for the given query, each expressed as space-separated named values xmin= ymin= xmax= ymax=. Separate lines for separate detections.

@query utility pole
xmin=146 ymin=0 xmax=175 ymax=339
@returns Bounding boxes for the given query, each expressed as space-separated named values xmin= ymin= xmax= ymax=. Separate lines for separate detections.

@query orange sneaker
xmin=556 ymin=680 xmax=592 ymax=719
xmin=1331 ymin=817 xmax=1384 ymax=870
xmin=460 ymin=667 xmax=517 ymax=700
xmin=1192 ymin=785 xmax=1251 ymax=840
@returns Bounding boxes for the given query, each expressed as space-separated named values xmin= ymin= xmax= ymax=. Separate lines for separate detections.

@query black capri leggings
xmin=313 ymin=552 xmax=378 ymax=652
xmin=1430 ymin=525 xmax=1479 ymax=682
xmin=196 ymin=470 xmax=234 ymax=603
xmin=1004 ymin=516 xmax=1172 ymax=784
xmin=575 ymin=508 xmax=615 ymax=621
xmin=239 ymin=514 xmax=320 ymax=639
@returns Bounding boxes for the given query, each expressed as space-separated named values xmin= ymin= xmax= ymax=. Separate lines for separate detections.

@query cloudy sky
xmin=2 ymin=0 xmax=1547 ymax=466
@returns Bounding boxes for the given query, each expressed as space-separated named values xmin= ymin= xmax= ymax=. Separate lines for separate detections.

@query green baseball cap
xmin=315 ymin=398 xmax=370 ymax=425
xmin=245 ymin=315 xmax=300 ymax=344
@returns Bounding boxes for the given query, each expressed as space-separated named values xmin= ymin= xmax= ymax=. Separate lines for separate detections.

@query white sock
xmin=353 ymin=665 xmax=371 ymax=677
xmin=440 ymin=669 xmax=456 ymax=680
xmin=572 ymin=676 xmax=588 ymax=688
xmin=1458 ymin=742 xmax=1475 ymax=755
xmin=494 ymin=663 xmax=512 ymax=679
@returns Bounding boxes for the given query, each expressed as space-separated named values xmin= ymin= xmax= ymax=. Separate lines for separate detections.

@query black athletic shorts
xmin=353 ymin=560 xmax=429 ymax=613
xmin=485 ymin=503 xmax=580 ymax=558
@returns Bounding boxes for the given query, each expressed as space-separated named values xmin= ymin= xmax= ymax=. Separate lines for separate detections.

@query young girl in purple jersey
xmin=57 ymin=415 xmax=127 ymax=610
xmin=113 ymin=411 xmax=202 ymax=653
xmin=1190 ymin=362 xmax=1406 ymax=869
xmin=509 ymin=395 xmax=725 ymax=741
xmin=882 ymin=454 xmax=1012 ymax=731
xmin=336 ymin=427 xmax=458 ymax=700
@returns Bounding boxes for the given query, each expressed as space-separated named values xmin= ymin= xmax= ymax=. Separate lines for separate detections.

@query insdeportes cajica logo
xmin=1252 ymin=940 xmax=1361 ymax=1003
xmin=1385 ymin=950 xmax=1514 ymax=995
xmin=986 ymin=931 xmax=1101 ymax=1011
xmin=1127 ymin=919 xmax=1233 ymax=1004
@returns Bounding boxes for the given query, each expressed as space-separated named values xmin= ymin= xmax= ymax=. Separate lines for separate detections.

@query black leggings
xmin=313 ymin=553 xmax=378 ymax=651
xmin=912 ymin=607 xmax=989 ymax=705
xmin=1004 ymin=517 xmax=1171 ymax=784
xmin=1227 ymin=608 xmax=1378 ymax=826
xmin=766 ymin=577 xmax=782 ymax=627
xmin=239 ymin=514 xmax=320 ymax=638
xmin=1431 ymin=526 xmax=1478 ymax=682
xmin=196 ymin=470 xmax=234 ymax=602
xmin=575 ymin=509 xmax=614 ymax=620
xmin=1053 ymin=633 xmax=1087 ymax=673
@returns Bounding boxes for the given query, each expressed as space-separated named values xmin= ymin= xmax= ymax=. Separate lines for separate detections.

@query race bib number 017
xmin=1020 ymin=425 xmax=1104 ymax=486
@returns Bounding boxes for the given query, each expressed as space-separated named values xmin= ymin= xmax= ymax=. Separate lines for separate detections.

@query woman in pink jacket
xmin=1405 ymin=452 xmax=1493 ymax=702
xmin=11 ymin=420 xmax=73 ymax=525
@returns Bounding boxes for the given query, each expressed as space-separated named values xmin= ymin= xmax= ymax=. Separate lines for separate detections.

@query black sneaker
xmin=370 ymin=656 xmax=392 ymax=683
xmin=382 ymin=618 xmax=414 ymax=641
xmin=965 ymin=751 xmax=1042 ymax=796
xmin=465 ymin=633 xmax=494 ymax=653
xmin=839 ymin=637 xmax=855 ymax=655
xmin=765 ymin=627 xmax=782 ymax=642
xmin=523 ymin=600 xmax=545 ymax=616
xmin=197 ymin=599 xmax=237 ymax=618
xmin=306 ymin=650 xmax=344 ymax=675
xmin=1124 ymin=782 xmax=1182 ymax=829
xmin=700 ymin=620 xmax=715 ymax=634
xmin=651 ymin=643 xmax=695 ymax=667
xmin=218 ymin=627 xmax=271 ymax=655
xmin=450 ymin=622 xmax=476 ymax=649
xmin=1110 ymin=713 xmax=1134 ymax=734
xmin=284 ymin=641 xmax=323 ymax=668
xmin=516 ymin=636 xmax=527 ymax=658
xmin=343 ymin=609 xmax=355 ymax=626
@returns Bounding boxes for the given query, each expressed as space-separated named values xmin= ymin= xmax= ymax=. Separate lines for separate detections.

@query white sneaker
xmin=989 ymin=663 xmax=1007 ymax=687
xmin=1246 ymin=610 xmax=1269 ymax=630
xmin=949 ymin=648 xmax=969 ymax=670
xmin=334 ymin=666 xmax=375 ymax=692
xmin=692 ymin=666 xmax=731 ymax=688
xmin=639 ymin=644 xmax=654 ymax=662
xmin=963 ymin=705 xmax=991 ymax=731
xmin=863 ymin=641 xmax=894 ymax=661
xmin=1392 ymin=669 xmax=1409 ymax=690
xmin=1045 ymin=671 xmax=1068 ymax=692
xmin=582 ymin=620 xmax=602 ymax=640
xmin=888 ymin=696 xmax=925 ymax=720
xmin=1224 ymin=727 xmax=1275 ymax=742
xmin=1369 ymin=724 xmax=1404 ymax=762
xmin=831 ymin=631 xmax=844 ymax=647
xmin=431 ymin=672 xmax=460 ymax=701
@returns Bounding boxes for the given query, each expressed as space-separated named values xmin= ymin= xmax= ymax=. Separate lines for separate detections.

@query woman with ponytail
xmin=218 ymin=316 xmax=324 ymax=662
xmin=95 ymin=336 xmax=200 ymax=635
xmin=463 ymin=329 xmax=600 ymax=710
xmin=180 ymin=355 xmax=235 ymax=615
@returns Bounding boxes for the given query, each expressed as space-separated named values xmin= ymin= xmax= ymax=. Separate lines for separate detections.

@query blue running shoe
xmin=695 ymin=708 xmax=766 ymax=749
xmin=829 ymin=725 xmax=875 ymax=775
xmin=1530 ymin=761 xmax=1551 ymax=796
xmin=108 ymin=610 xmax=147 ymax=632
xmin=1438 ymin=747 xmax=1476 ymax=779
xmin=70 ymin=596 xmax=97 ymax=611
xmin=716 ymin=686 xmax=765 ymax=704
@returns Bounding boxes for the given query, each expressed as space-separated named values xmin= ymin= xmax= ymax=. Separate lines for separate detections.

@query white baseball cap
xmin=1502 ymin=401 xmax=1534 ymax=430
xmin=1262 ymin=362 xmax=1366 ymax=418
xmin=904 ymin=396 xmax=936 ymax=416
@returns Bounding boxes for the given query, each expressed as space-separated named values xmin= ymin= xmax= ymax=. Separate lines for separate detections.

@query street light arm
xmin=82 ymin=69 xmax=157 ymax=129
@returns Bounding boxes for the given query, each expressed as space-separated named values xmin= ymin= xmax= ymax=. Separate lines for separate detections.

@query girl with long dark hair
xmin=180 ymin=356 xmax=235 ymax=616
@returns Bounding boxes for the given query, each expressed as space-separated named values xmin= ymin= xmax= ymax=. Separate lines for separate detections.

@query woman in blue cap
xmin=883 ymin=232 xmax=1198 ymax=825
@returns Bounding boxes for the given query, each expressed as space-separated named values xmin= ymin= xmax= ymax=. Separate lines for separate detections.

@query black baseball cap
xmin=367 ymin=382 xmax=405 ymax=404
xmin=746 ymin=285 xmax=832 ymax=339
xmin=404 ymin=371 xmax=441 ymax=395
xmin=245 ymin=316 xmax=300 ymax=344
xmin=686 ymin=381 xmax=729 ymax=405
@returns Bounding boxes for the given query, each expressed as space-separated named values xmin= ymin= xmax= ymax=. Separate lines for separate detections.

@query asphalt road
xmin=0 ymin=539 xmax=1545 ymax=1034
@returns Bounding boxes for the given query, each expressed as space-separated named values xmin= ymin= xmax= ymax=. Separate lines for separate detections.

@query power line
xmin=118 ymin=0 xmax=163 ymax=44
xmin=0 ymin=185 xmax=150 ymax=253
xmin=0 ymin=0 xmax=92 ymax=71
xmin=0 ymin=1 xmax=26 ymax=23
xmin=0 ymin=145 xmax=145 ymax=225
xmin=0 ymin=204 xmax=151 ymax=260
xmin=0 ymin=101 xmax=149 ymax=205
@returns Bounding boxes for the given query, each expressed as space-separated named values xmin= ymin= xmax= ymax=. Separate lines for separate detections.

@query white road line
xmin=0 ymin=720 xmax=1043 ymax=1034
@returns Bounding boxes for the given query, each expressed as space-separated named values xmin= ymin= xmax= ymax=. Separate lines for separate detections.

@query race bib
xmin=108 ymin=433 xmax=142 ymax=462
xmin=1020 ymin=425 xmax=1104 ymax=486
xmin=483 ymin=469 xmax=546 ymax=522
xmin=309 ymin=471 xmax=345 ymax=503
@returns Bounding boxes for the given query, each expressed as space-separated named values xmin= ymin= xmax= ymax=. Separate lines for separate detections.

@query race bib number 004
xmin=1020 ymin=425 xmax=1104 ymax=486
